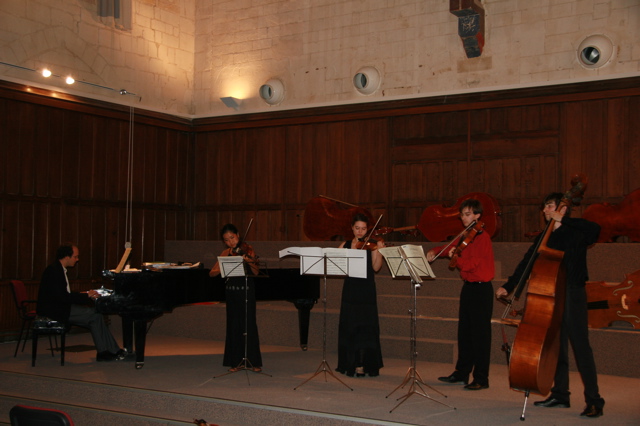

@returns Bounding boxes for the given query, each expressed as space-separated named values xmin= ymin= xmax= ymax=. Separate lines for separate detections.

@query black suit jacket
xmin=37 ymin=261 xmax=90 ymax=321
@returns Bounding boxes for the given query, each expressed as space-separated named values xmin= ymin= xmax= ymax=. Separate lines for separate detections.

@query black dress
xmin=336 ymin=241 xmax=383 ymax=376
xmin=223 ymin=275 xmax=262 ymax=368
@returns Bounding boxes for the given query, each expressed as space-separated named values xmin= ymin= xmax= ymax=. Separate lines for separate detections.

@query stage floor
xmin=1 ymin=330 xmax=638 ymax=426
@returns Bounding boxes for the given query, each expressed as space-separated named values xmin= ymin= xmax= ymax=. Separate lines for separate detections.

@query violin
xmin=356 ymin=237 xmax=383 ymax=251
xmin=231 ymin=241 xmax=259 ymax=261
xmin=448 ymin=221 xmax=485 ymax=268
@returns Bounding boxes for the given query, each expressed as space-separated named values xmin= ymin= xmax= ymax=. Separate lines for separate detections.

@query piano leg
xmin=121 ymin=314 xmax=149 ymax=369
xmin=294 ymin=299 xmax=315 ymax=351
xmin=133 ymin=318 xmax=147 ymax=369
xmin=121 ymin=316 xmax=134 ymax=354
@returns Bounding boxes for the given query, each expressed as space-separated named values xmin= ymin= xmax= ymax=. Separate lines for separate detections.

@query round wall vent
xmin=259 ymin=78 xmax=285 ymax=105
xmin=577 ymin=34 xmax=616 ymax=69
xmin=353 ymin=66 xmax=381 ymax=95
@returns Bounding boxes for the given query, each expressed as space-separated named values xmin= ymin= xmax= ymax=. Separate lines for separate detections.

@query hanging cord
xmin=124 ymin=104 xmax=134 ymax=249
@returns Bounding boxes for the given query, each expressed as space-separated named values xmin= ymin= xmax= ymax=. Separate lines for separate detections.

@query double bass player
xmin=496 ymin=192 xmax=605 ymax=418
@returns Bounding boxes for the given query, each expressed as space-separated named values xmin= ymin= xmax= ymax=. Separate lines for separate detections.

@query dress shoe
xmin=464 ymin=382 xmax=489 ymax=390
xmin=580 ymin=404 xmax=603 ymax=418
xmin=533 ymin=397 xmax=570 ymax=408
xmin=96 ymin=351 xmax=117 ymax=362
xmin=114 ymin=349 xmax=127 ymax=360
xmin=437 ymin=372 xmax=469 ymax=384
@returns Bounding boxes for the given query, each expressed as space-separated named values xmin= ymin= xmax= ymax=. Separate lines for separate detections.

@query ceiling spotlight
xmin=41 ymin=68 xmax=52 ymax=78
xmin=65 ymin=76 xmax=75 ymax=85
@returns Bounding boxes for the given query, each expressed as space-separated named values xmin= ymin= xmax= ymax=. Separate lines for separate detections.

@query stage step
xmin=0 ymin=370 xmax=398 ymax=426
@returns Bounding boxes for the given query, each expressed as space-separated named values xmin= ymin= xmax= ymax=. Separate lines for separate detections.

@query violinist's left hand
xmin=447 ymin=247 xmax=456 ymax=258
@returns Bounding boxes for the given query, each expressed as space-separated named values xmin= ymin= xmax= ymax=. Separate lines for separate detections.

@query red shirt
xmin=434 ymin=231 xmax=495 ymax=282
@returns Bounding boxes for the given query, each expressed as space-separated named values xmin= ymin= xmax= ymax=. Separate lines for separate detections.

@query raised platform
xmin=164 ymin=240 xmax=640 ymax=378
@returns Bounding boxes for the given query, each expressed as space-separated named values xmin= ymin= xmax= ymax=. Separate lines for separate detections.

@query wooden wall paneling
xmin=153 ymin=128 xmax=168 ymax=204
xmin=32 ymin=202 xmax=51 ymax=280
xmin=141 ymin=126 xmax=159 ymax=204
xmin=582 ymin=100 xmax=606 ymax=198
xmin=605 ymin=98 xmax=627 ymax=197
xmin=75 ymin=204 xmax=94 ymax=279
xmin=562 ymin=102 xmax=587 ymax=193
xmin=18 ymin=104 xmax=36 ymax=196
xmin=15 ymin=201 xmax=33 ymax=279
xmin=87 ymin=206 xmax=107 ymax=278
xmin=484 ymin=158 xmax=503 ymax=203
xmin=325 ymin=122 xmax=350 ymax=203
xmin=305 ymin=123 xmax=329 ymax=202
xmin=38 ymin=108 xmax=65 ymax=198
xmin=283 ymin=207 xmax=306 ymax=241
xmin=440 ymin=160 xmax=458 ymax=202
xmin=1 ymin=201 xmax=18 ymax=279
xmin=284 ymin=126 xmax=306 ymax=205
xmin=254 ymin=127 xmax=286 ymax=205
xmin=0 ymin=98 xmax=6 ymax=193
xmin=105 ymin=206 xmax=123 ymax=271
xmin=629 ymin=97 xmax=640 ymax=191
xmin=77 ymin=115 xmax=98 ymax=200
xmin=61 ymin=111 xmax=82 ymax=199
xmin=469 ymin=159 xmax=486 ymax=192
xmin=391 ymin=163 xmax=411 ymax=202
xmin=500 ymin=157 xmax=522 ymax=205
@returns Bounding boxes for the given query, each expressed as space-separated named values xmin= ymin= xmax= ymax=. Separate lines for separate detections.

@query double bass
xmin=505 ymin=174 xmax=587 ymax=418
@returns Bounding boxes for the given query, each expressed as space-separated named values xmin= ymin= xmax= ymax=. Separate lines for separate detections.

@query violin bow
xmin=318 ymin=195 xmax=359 ymax=208
xmin=430 ymin=221 xmax=476 ymax=262
xmin=358 ymin=214 xmax=384 ymax=249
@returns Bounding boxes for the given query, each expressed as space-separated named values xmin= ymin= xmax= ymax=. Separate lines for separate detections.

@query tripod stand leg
xmin=294 ymin=273 xmax=353 ymax=391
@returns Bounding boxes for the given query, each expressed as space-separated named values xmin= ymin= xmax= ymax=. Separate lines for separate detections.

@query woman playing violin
xmin=209 ymin=224 xmax=262 ymax=372
xmin=335 ymin=213 xmax=385 ymax=377
xmin=427 ymin=198 xmax=495 ymax=390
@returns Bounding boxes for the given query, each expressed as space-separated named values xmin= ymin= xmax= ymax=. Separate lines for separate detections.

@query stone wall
xmin=1 ymin=1 xmax=639 ymax=117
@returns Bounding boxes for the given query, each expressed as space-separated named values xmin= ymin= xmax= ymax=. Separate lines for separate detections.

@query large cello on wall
xmin=375 ymin=192 xmax=502 ymax=241
xmin=303 ymin=196 xmax=374 ymax=241
xmin=582 ymin=188 xmax=640 ymax=242
xmin=506 ymin=174 xmax=588 ymax=420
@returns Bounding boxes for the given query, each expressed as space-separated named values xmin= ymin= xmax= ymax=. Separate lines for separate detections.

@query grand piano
xmin=96 ymin=267 xmax=320 ymax=368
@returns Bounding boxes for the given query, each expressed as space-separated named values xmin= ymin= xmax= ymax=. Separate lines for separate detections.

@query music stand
xmin=280 ymin=247 xmax=366 ymax=391
xmin=380 ymin=245 xmax=455 ymax=412
xmin=214 ymin=256 xmax=271 ymax=383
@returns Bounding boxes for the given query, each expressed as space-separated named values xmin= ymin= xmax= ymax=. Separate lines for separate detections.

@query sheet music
xmin=217 ymin=256 xmax=245 ymax=278
xmin=279 ymin=247 xmax=367 ymax=278
xmin=378 ymin=245 xmax=435 ymax=279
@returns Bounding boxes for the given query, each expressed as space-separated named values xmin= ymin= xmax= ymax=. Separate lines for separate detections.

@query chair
xmin=32 ymin=316 xmax=70 ymax=366
xmin=9 ymin=404 xmax=74 ymax=426
xmin=10 ymin=280 xmax=37 ymax=357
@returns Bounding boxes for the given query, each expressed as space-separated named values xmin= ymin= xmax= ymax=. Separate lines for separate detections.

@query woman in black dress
xmin=336 ymin=213 xmax=385 ymax=377
xmin=209 ymin=224 xmax=262 ymax=372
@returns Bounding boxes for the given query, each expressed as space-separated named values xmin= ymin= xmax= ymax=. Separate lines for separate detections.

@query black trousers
xmin=551 ymin=286 xmax=605 ymax=408
xmin=455 ymin=281 xmax=493 ymax=385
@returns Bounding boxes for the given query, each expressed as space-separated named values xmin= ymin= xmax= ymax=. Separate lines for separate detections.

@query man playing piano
xmin=37 ymin=243 xmax=126 ymax=362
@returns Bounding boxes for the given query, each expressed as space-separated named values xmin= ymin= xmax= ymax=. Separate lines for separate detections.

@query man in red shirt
xmin=427 ymin=198 xmax=495 ymax=390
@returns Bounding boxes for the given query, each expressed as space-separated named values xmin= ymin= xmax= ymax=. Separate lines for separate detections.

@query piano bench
xmin=32 ymin=317 xmax=70 ymax=366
